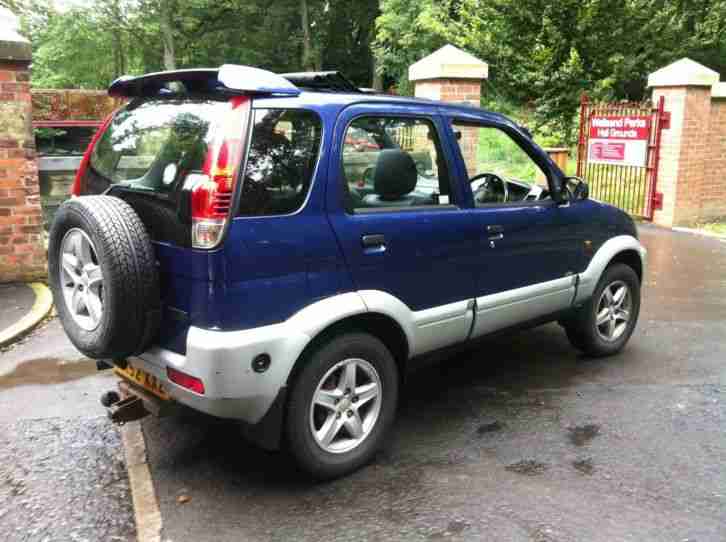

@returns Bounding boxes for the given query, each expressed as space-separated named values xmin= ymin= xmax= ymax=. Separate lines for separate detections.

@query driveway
xmin=0 ymin=321 xmax=135 ymax=541
xmin=140 ymin=224 xmax=726 ymax=541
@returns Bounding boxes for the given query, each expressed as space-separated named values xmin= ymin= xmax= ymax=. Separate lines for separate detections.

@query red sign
xmin=587 ymin=114 xmax=651 ymax=167
xmin=589 ymin=115 xmax=650 ymax=140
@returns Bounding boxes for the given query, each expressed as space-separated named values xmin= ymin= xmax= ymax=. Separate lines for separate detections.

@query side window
xmin=342 ymin=116 xmax=454 ymax=211
xmin=451 ymin=121 xmax=549 ymax=206
xmin=238 ymin=108 xmax=321 ymax=217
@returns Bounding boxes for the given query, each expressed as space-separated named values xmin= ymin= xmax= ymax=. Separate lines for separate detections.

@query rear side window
xmin=341 ymin=116 xmax=454 ymax=212
xmin=238 ymin=109 xmax=322 ymax=217
xmin=89 ymin=98 xmax=227 ymax=195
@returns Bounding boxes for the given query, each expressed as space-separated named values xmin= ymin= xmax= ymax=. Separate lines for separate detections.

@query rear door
xmin=326 ymin=103 xmax=479 ymax=355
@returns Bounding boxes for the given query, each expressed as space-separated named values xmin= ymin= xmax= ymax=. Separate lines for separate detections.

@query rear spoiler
xmin=108 ymin=65 xmax=301 ymax=98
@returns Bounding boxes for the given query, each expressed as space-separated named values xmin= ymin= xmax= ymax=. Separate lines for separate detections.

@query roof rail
xmin=279 ymin=71 xmax=361 ymax=93
xmin=108 ymin=65 xmax=300 ymax=98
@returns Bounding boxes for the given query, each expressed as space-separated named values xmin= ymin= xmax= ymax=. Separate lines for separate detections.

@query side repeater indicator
xmin=584 ymin=240 xmax=594 ymax=257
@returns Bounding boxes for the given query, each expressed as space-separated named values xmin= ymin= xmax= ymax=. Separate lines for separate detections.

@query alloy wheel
xmin=59 ymin=228 xmax=104 ymax=331
xmin=309 ymin=358 xmax=383 ymax=454
xmin=595 ymin=280 xmax=631 ymax=342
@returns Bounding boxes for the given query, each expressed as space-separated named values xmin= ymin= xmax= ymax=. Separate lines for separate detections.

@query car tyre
xmin=564 ymin=263 xmax=640 ymax=357
xmin=285 ymin=332 xmax=398 ymax=480
xmin=48 ymin=195 xmax=160 ymax=359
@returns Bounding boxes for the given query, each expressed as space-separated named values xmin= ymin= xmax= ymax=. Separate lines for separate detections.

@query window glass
xmin=342 ymin=117 xmax=453 ymax=211
xmin=89 ymin=98 xmax=224 ymax=195
xmin=239 ymin=108 xmax=322 ymax=216
xmin=451 ymin=121 xmax=550 ymax=206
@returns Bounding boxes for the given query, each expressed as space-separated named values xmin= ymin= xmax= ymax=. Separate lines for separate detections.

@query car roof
xmin=108 ymin=64 xmax=515 ymax=127
xmin=252 ymin=89 xmax=516 ymax=127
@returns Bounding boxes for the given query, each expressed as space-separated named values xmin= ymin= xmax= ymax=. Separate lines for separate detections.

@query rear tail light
xmin=167 ymin=366 xmax=205 ymax=395
xmin=71 ymin=112 xmax=116 ymax=196
xmin=191 ymin=96 xmax=250 ymax=249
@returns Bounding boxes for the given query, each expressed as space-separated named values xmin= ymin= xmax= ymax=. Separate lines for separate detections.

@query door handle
xmin=361 ymin=234 xmax=386 ymax=248
xmin=486 ymin=225 xmax=504 ymax=240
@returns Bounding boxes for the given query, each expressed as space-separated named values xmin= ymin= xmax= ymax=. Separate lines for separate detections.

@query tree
xmin=374 ymin=0 xmax=726 ymax=143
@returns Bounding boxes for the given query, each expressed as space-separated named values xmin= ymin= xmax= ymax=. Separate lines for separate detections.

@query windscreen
xmin=88 ymin=98 xmax=228 ymax=195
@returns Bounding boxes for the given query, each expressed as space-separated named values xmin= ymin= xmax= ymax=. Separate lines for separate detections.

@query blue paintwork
xmin=152 ymin=89 xmax=637 ymax=353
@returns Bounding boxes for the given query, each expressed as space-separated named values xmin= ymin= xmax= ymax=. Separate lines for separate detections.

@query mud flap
xmin=239 ymin=386 xmax=288 ymax=451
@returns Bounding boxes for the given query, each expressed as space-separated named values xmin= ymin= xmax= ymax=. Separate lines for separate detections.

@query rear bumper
xmin=131 ymin=322 xmax=311 ymax=425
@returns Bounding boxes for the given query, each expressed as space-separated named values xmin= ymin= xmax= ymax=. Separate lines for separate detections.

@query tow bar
xmin=102 ymin=380 xmax=173 ymax=425
xmin=106 ymin=395 xmax=148 ymax=425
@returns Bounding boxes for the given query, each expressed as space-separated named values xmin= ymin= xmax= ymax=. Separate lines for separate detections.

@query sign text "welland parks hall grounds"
xmin=588 ymin=115 xmax=651 ymax=167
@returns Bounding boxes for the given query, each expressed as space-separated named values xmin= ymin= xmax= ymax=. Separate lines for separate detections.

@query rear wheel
xmin=285 ymin=332 xmax=398 ymax=480
xmin=564 ymin=263 xmax=640 ymax=357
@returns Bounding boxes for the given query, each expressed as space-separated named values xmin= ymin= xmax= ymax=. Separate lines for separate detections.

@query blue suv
xmin=48 ymin=66 xmax=646 ymax=479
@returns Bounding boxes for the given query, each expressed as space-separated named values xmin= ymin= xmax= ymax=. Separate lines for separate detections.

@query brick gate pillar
xmin=648 ymin=58 xmax=721 ymax=227
xmin=0 ymin=7 xmax=46 ymax=282
xmin=409 ymin=45 xmax=488 ymax=177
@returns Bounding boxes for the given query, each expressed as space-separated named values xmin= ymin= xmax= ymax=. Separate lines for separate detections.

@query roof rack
xmin=279 ymin=71 xmax=361 ymax=93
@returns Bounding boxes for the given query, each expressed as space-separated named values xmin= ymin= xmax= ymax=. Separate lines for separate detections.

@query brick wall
xmin=414 ymin=78 xmax=481 ymax=176
xmin=703 ymin=98 xmax=726 ymax=221
xmin=0 ymin=60 xmax=47 ymax=282
xmin=652 ymin=86 xmax=726 ymax=227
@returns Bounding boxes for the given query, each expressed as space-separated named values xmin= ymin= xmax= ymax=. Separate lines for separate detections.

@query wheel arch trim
xmin=575 ymin=235 xmax=647 ymax=304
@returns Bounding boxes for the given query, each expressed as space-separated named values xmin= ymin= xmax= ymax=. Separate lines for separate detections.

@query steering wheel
xmin=470 ymin=172 xmax=509 ymax=204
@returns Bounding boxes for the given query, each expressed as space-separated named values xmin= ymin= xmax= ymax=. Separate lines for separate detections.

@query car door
xmin=326 ymin=104 xmax=480 ymax=356
xmin=446 ymin=115 xmax=583 ymax=337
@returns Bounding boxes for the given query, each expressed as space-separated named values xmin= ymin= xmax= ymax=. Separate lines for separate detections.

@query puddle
xmin=568 ymin=424 xmax=601 ymax=446
xmin=476 ymin=420 xmax=504 ymax=435
xmin=0 ymin=357 xmax=98 ymax=390
xmin=505 ymin=459 xmax=548 ymax=476
xmin=429 ymin=519 xmax=470 ymax=539
xmin=572 ymin=457 xmax=595 ymax=475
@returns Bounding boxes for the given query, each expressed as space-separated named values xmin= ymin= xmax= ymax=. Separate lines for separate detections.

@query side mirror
xmin=561 ymin=176 xmax=589 ymax=202
xmin=573 ymin=179 xmax=589 ymax=200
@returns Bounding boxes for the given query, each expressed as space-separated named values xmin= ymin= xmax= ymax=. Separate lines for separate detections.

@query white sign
xmin=587 ymin=115 xmax=651 ymax=167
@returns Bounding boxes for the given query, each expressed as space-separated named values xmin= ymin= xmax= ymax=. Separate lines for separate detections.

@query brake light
xmin=167 ymin=367 xmax=205 ymax=395
xmin=71 ymin=112 xmax=116 ymax=196
xmin=191 ymin=96 xmax=250 ymax=249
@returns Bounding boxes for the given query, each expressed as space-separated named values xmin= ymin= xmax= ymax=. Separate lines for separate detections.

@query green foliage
xmin=17 ymin=0 xmax=381 ymax=90
xmin=374 ymin=0 xmax=726 ymax=145
xmin=34 ymin=127 xmax=66 ymax=140
xmin=8 ymin=0 xmax=726 ymax=145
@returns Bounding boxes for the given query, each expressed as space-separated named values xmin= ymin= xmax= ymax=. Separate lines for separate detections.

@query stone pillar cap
xmin=711 ymin=82 xmax=726 ymax=99
xmin=0 ymin=7 xmax=32 ymax=61
xmin=648 ymin=58 xmax=719 ymax=87
xmin=409 ymin=44 xmax=488 ymax=82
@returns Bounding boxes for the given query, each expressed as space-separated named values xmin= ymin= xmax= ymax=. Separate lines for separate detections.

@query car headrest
xmin=373 ymin=149 xmax=418 ymax=200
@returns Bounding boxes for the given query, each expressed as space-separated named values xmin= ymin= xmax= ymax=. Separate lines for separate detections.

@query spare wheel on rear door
xmin=48 ymin=195 xmax=161 ymax=359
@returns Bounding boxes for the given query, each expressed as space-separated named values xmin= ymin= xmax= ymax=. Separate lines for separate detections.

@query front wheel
xmin=564 ymin=263 xmax=641 ymax=357
xmin=285 ymin=332 xmax=399 ymax=480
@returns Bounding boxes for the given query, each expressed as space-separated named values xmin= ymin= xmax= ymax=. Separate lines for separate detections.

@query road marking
xmin=121 ymin=421 xmax=162 ymax=542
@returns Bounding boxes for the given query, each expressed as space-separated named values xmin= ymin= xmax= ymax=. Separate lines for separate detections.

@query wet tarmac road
xmin=142 ymin=224 xmax=726 ymax=541
xmin=0 ymin=321 xmax=135 ymax=542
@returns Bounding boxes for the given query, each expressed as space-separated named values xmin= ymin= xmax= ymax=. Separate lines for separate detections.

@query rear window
xmin=238 ymin=108 xmax=322 ymax=216
xmin=89 ymin=98 xmax=228 ymax=195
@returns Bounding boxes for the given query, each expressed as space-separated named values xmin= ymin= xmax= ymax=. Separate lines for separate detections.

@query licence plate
xmin=115 ymin=363 xmax=171 ymax=401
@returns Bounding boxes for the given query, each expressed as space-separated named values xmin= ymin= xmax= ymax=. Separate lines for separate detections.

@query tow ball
xmin=103 ymin=391 xmax=149 ymax=425
xmin=101 ymin=381 xmax=171 ymax=425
